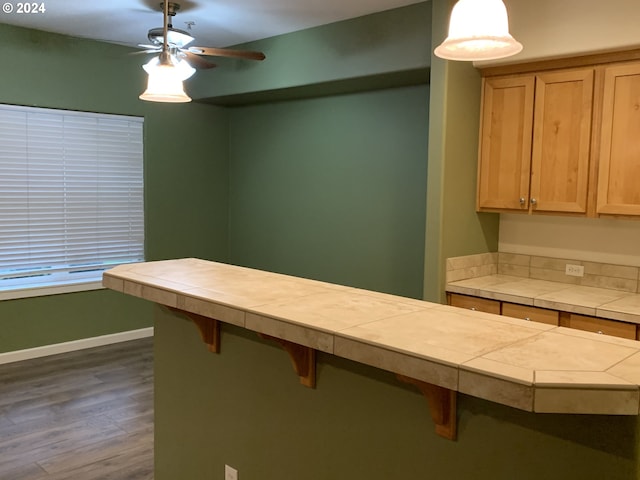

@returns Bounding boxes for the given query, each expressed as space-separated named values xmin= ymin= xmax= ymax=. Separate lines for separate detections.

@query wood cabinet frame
xmin=478 ymin=47 xmax=640 ymax=219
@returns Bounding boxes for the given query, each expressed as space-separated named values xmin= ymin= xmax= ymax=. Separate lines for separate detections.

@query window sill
xmin=0 ymin=280 xmax=105 ymax=301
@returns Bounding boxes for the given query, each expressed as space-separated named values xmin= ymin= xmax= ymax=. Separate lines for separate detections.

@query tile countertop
xmin=104 ymin=259 xmax=640 ymax=416
xmin=446 ymin=275 xmax=640 ymax=324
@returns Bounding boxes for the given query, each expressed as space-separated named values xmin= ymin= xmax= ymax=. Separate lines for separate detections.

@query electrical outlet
xmin=225 ymin=465 xmax=238 ymax=480
xmin=565 ymin=264 xmax=584 ymax=277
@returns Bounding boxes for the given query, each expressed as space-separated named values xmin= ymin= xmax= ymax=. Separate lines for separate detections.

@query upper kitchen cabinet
xmin=596 ymin=62 xmax=640 ymax=216
xmin=477 ymin=75 xmax=534 ymax=212
xmin=477 ymin=68 xmax=595 ymax=215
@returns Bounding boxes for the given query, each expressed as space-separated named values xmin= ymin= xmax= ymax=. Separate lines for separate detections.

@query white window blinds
xmin=0 ymin=104 xmax=144 ymax=293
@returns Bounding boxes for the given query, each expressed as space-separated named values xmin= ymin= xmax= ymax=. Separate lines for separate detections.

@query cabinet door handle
xmin=597 ymin=330 xmax=604 ymax=335
xmin=530 ymin=198 xmax=537 ymax=206
xmin=519 ymin=197 xmax=526 ymax=206
xmin=470 ymin=307 xmax=477 ymax=311
xmin=524 ymin=317 xmax=531 ymax=321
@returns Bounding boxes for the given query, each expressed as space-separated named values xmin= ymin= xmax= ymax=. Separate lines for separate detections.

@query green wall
xmin=227 ymin=85 xmax=429 ymax=298
xmin=155 ymin=307 xmax=640 ymax=480
xmin=422 ymin=0 xmax=499 ymax=302
xmin=189 ymin=2 xmax=432 ymax=102
xmin=0 ymin=24 xmax=230 ymax=352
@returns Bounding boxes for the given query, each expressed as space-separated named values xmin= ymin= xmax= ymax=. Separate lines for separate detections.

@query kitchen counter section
xmin=447 ymin=275 xmax=640 ymax=324
xmin=104 ymin=258 xmax=640 ymax=425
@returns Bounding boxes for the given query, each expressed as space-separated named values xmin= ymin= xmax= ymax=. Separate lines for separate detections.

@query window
xmin=0 ymin=104 xmax=144 ymax=300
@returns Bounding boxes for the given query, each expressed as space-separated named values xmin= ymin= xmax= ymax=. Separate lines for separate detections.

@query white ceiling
xmin=0 ymin=0 xmax=427 ymax=49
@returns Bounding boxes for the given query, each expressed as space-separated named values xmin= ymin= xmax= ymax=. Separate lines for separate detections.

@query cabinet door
xmin=501 ymin=303 xmax=559 ymax=326
xmin=565 ymin=313 xmax=636 ymax=340
xmin=530 ymin=69 xmax=594 ymax=213
xmin=597 ymin=63 xmax=640 ymax=215
xmin=448 ymin=293 xmax=501 ymax=314
xmin=477 ymin=76 xmax=535 ymax=211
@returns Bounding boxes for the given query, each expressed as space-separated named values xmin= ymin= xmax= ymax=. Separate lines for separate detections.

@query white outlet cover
xmin=565 ymin=264 xmax=585 ymax=277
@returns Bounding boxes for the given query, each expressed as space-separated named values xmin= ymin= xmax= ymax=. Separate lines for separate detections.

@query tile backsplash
xmin=447 ymin=252 xmax=640 ymax=294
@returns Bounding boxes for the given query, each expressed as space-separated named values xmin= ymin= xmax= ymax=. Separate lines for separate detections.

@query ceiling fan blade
xmin=182 ymin=51 xmax=217 ymax=69
xmin=188 ymin=46 xmax=266 ymax=61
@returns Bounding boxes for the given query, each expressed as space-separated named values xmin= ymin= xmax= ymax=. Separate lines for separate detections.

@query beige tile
xmin=123 ymin=281 xmax=178 ymax=307
xmin=462 ymin=357 xmax=533 ymax=385
xmin=534 ymin=299 xmax=594 ymax=315
xmin=498 ymin=252 xmax=531 ymax=267
xmin=338 ymin=309 xmax=546 ymax=361
xmin=530 ymin=267 xmax=580 ymax=285
xmin=583 ymin=262 xmax=639 ymax=280
xmin=534 ymin=387 xmax=638 ymax=414
xmin=446 ymin=254 xmax=498 ymax=283
xmin=176 ymin=293 xmax=246 ymax=327
xmin=535 ymin=370 xmax=635 ymax=388
xmin=447 ymin=253 xmax=497 ymax=271
xmin=597 ymin=295 xmax=640 ymax=325
xmin=483 ymin=291 xmax=531 ymax=305
xmin=484 ymin=278 xmax=573 ymax=305
xmin=446 ymin=269 xmax=472 ymax=283
xmin=449 ymin=306 xmax=556 ymax=331
xmin=445 ymin=283 xmax=478 ymax=297
xmin=102 ymin=274 xmax=124 ymax=292
xmin=530 ymin=256 xmax=576 ymax=271
xmin=334 ymin=337 xmax=459 ymax=389
xmin=192 ymin=277 xmax=331 ymax=308
xmin=245 ymin=313 xmax=334 ymax=353
xmin=608 ymin=352 xmax=640 ymax=384
xmin=552 ymin=326 xmax=640 ymax=349
xmin=344 ymin=287 xmax=432 ymax=308
xmin=581 ymin=274 xmax=637 ymax=293
xmin=534 ymin=285 xmax=633 ymax=315
xmin=497 ymin=264 xmax=530 ymax=278
xmin=115 ymin=270 xmax=192 ymax=291
xmin=483 ymin=331 xmax=638 ymax=372
xmin=459 ymin=369 xmax=534 ymax=411
xmin=446 ymin=275 xmax=522 ymax=297
xmin=248 ymin=290 xmax=429 ymax=333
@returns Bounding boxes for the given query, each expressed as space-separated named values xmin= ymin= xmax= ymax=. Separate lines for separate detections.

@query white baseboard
xmin=0 ymin=327 xmax=154 ymax=365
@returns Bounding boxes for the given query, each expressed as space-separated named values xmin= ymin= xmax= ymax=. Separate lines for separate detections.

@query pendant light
xmin=434 ymin=0 xmax=522 ymax=61
xmin=139 ymin=52 xmax=192 ymax=103
xmin=139 ymin=0 xmax=192 ymax=103
xmin=143 ymin=52 xmax=196 ymax=84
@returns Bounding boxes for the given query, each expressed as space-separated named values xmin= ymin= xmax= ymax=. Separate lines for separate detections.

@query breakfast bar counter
xmin=104 ymin=258 xmax=640 ymax=441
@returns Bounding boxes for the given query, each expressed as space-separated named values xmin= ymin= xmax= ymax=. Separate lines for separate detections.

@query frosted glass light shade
xmin=139 ymin=63 xmax=192 ymax=103
xmin=434 ymin=0 xmax=523 ymax=61
xmin=143 ymin=55 xmax=196 ymax=81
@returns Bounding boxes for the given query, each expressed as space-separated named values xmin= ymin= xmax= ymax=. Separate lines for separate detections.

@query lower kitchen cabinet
xmin=501 ymin=302 xmax=559 ymax=326
xmin=561 ymin=313 xmax=637 ymax=340
xmin=447 ymin=293 xmax=638 ymax=340
xmin=448 ymin=293 xmax=501 ymax=314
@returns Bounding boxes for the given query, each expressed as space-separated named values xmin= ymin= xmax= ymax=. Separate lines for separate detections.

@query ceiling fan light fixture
xmin=143 ymin=54 xmax=196 ymax=80
xmin=139 ymin=56 xmax=191 ymax=103
xmin=147 ymin=27 xmax=195 ymax=49
xmin=434 ymin=0 xmax=523 ymax=61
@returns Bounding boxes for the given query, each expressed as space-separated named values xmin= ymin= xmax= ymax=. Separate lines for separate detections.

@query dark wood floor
xmin=0 ymin=338 xmax=154 ymax=479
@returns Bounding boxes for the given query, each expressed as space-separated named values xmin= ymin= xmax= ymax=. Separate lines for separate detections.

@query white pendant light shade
xmin=139 ymin=58 xmax=192 ymax=103
xmin=434 ymin=0 xmax=523 ymax=61
xmin=143 ymin=55 xmax=196 ymax=81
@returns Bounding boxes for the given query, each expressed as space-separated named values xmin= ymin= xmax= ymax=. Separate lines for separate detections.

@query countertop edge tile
xmin=333 ymin=336 xmax=459 ymax=390
xmin=104 ymin=260 xmax=640 ymax=416
xmin=459 ymin=369 xmax=534 ymax=412
xmin=245 ymin=312 xmax=334 ymax=354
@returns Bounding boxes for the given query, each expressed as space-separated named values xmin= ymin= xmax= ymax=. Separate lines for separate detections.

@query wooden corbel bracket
xmin=396 ymin=374 xmax=457 ymax=441
xmin=258 ymin=334 xmax=316 ymax=388
xmin=169 ymin=308 xmax=221 ymax=353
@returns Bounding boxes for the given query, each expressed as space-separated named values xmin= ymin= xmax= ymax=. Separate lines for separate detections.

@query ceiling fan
xmin=138 ymin=1 xmax=266 ymax=71
xmin=138 ymin=0 xmax=266 ymax=102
